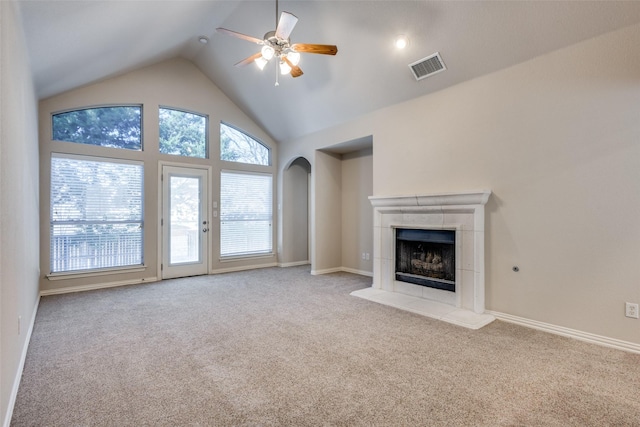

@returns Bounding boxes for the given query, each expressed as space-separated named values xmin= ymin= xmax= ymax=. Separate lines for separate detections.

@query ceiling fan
xmin=216 ymin=0 xmax=338 ymax=85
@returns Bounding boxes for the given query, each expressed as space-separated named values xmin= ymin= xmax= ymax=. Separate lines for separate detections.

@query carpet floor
xmin=11 ymin=266 xmax=640 ymax=426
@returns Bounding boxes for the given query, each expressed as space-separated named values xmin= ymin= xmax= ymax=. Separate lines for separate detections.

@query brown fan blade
xmin=234 ymin=52 xmax=263 ymax=67
xmin=275 ymin=11 xmax=298 ymax=40
xmin=291 ymin=43 xmax=338 ymax=55
xmin=216 ymin=28 xmax=263 ymax=45
xmin=283 ymin=57 xmax=303 ymax=78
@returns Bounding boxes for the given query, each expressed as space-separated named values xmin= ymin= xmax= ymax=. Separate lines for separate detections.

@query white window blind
xmin=50 ymin=154 xmax=144 ymax=273
xmin=220 ymin=171 xmax=272 ymax=257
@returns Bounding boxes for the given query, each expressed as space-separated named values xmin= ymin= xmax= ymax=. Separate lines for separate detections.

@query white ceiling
xmin=17 ymin=1 xmax=640 ymax=142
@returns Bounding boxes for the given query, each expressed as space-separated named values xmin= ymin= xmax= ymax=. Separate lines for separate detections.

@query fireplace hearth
xmin=395 ymin=229 xmax=455 ymax=292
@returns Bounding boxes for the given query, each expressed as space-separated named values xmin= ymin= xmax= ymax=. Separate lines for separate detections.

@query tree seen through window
xmin=52 ymin=106 xmax=142 ymax=150
xmin=159 ymin=107 xmax=207 ymax=158
xmin=220 ymin=123 xmax=270 ymax=166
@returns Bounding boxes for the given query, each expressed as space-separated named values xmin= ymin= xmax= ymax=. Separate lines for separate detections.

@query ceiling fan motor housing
xmin=264 ymin=31 xmax=293 ymax=56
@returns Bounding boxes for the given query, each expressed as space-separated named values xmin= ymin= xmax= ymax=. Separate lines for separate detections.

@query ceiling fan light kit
xmin=216 ymin=0 xmax=337 ymax=85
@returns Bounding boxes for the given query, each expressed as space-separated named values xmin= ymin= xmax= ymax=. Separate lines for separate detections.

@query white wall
xmin=38 ymin=58 xmax=278 ymax=292
xmin=0 ymin=1 xmax=41 ymax=425
xmin=280 ymin=23 xmax=640 ymax=345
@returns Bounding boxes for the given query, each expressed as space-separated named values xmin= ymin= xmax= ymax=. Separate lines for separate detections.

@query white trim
xmin=40 ymin=277 xmax=159 ymax=296
xmin=51 ymin=151 xmax=143 ymax=166
xmin=4 ymin=296 xmax=40 ymax=427
xmin=487 ymin=310 xmax=640 ymax=354
xmin=278 ymin=260 xmax=310 ymax=268
xmin=47 ymin=265 xmax=147 ymax=281
xmin=210 ymin=262 xmax=278 ymax=275
xmin=341 ymin=267 xmax=373 ymax=277
xmin=311 ymin=267 xmax=373 ymax=277
xmin=311 ymin=267 xmax=343 ymax=276
xmin=219 ymin=253 xmax=274 ymax=263
xmin=369 ymin=190 xmax=491 ymax=208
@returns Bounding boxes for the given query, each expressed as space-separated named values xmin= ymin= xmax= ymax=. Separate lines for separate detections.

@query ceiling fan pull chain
xmin=275 ymin=63 xmax=280 ymax=86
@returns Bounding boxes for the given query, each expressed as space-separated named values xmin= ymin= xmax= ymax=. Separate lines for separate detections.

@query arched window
xmin=52 ymin=106 xmax=142 ymax=150
xmin=220 ymin=122 xmax=270 ymax=166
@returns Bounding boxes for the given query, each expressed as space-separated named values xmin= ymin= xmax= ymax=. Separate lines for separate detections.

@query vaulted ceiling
xmin=17 ymin=1 xmax=640 ymax=142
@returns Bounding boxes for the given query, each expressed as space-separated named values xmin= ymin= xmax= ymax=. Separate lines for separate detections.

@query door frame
xmin=158 ymin=161 xmax=212 ymax=279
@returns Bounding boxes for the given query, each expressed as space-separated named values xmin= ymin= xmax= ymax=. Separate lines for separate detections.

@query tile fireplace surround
xmin=351 ymin=190 xmax=495 ymax=329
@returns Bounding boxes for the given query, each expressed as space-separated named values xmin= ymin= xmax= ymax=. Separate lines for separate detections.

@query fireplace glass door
xmin=395 ymin=229 xmax=455 ymax=292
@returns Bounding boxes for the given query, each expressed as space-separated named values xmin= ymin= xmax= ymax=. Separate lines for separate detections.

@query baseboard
xmin=311 ymin=267 xmax=342 ymax=275
xmin=487 ymin=310 xmax=640 ymax=354
xmin=341 ymin=267 xmax=373 ymax=277
xmin=311 ymin=267 xmax=373 ymax=277
xmin=40 ymin=276 xmax=159 ymax=296
xmin=4 ymin=296 xmax=40 ymax=427
xmin=277 ymin=261 xmax=310 ymax=268
xmin=210 ymin=262 xmax=278 ymax=275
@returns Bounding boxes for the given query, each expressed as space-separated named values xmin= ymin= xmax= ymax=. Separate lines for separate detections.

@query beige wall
xmin=278 ymin=148 xmax=373 ymax=275
xmin=280 ymin=158 xmax=310 ymax=265
xmin=341 ymin=148 xmax=373 ymax=274
xmin=0 ymin=1 xmax=41 ymax=424
xmin=312 ymin=151 xmax=343 ymax=273
xmin=280 ymin=23 xmax=640 ymax=345
xmin=38 ymin=59 xmax=278 ymax=292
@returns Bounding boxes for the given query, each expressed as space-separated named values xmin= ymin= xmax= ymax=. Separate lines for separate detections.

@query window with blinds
xmin=50 ymin=154 xmax=144 ymax=273
xmin=220 ymin=171 xmax=272 ymax=257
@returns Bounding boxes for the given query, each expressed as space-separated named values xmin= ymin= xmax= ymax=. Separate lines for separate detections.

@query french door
xmin=161 ymin=165 xmax=209 ymax=279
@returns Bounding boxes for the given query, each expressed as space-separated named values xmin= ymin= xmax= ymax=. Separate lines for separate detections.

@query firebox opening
xmin=395 ymin=229 xmax=455 ymax=292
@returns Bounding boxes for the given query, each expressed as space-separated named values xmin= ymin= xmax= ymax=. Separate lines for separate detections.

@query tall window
xmin=52 ymin=106 xmax=142 ymax=150
xmin=159 ymin=107 xmax=208 ymax=158
xmin=220 ymin=123 xmax=270 ymax=166
xmin=220 ymin=171 xmax=272 ymax=257
xmin=50 ymin=154 xmax=144 ymax=273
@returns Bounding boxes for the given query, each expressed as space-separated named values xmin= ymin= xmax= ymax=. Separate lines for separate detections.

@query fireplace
xmin=351 ymin=191 xmax=495 ymax=329
xmin=395 ymin=229 xmax=456 ymax=292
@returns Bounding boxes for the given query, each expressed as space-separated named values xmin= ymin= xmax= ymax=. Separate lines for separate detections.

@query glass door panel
xmin=161 ymin=165 xmax=209 ymax=279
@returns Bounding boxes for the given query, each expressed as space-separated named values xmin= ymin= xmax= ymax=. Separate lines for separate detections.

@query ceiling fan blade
xmin=291 ymin=43 xmax=338 ymax=55
xmin=283 ymin=57 xmax=303 ymax=78
xmin=275 ymin=12 xmax=298 ymax=40
xmin=216 ymin=28 xmax=263 ymax=45
xmin=234 ymin=52 xmax=263 ymax=67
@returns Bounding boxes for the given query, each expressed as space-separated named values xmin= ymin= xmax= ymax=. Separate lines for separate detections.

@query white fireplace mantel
xmin=351 ymin=190 xmax=495 ymax=329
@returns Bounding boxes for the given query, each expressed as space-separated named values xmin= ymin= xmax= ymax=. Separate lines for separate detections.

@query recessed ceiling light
xmin=394 ymin=35 xmax=409 ymax=49
xmin=198 ymin=36 xmax=209 ymax=44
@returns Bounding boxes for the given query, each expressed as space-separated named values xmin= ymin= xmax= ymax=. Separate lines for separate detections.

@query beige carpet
xmin=11 ymin=266 xmax=640 ymax=426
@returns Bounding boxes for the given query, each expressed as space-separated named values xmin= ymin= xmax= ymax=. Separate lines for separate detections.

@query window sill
xmin=47 ymin=265 xmax=147 ymax=281
xmin=219 ymin=253 xmax=274 ymax=263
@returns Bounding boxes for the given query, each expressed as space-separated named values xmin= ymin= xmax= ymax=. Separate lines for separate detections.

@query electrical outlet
xmin=365 ymin=253 xmax=370 ymax=260
xmin=18 ymin=316 xmax=22 ymax=335
xmin=361 ymin=252 xmax=366 ymax=260
xmin=625 ymin=302 xmax=639 ymax=319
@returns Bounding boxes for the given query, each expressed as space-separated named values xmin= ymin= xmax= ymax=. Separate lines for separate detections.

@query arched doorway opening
xmin=281 ymin=157 xmax=311 ymax=266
